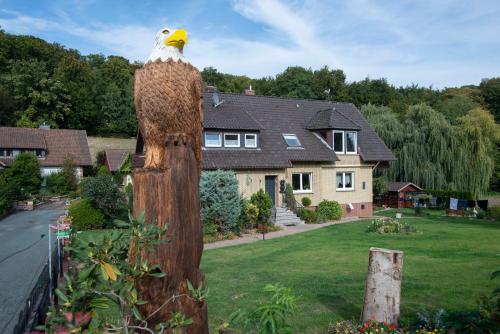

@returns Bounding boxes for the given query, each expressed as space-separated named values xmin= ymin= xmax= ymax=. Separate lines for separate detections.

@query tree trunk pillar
xmin=361 ymin=247 xmax=404 ymax=325
xmin=132 ymin=134 xmax=208 ymax=333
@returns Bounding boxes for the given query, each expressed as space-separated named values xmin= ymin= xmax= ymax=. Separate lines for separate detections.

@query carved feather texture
xmin=135 ymin=59 xmax=203 ymax=169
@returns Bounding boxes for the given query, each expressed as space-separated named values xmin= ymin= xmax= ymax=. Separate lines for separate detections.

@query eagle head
xmin=146 ymin=27 xmax=189 ymax=64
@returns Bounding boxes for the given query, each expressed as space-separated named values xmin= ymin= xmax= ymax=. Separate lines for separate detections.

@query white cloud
xmin=1 ymin=0 xmax=499 ymax=88
xmin=0 ymin=9 xmax=155 ymax=61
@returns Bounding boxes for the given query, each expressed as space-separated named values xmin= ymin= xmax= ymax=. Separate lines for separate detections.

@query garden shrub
xmin=244 ymin=202 xmax=259 ymax=229
xmin=367 ymin=217 xmax=417 ymax=234
xmin=316 ymin=199 xmax=342 ymax=222
xmin=97 ymin=165 xmax=111 ymax=175
xmin=0 ymin=174 xmax=14 ymax=214
xmin=237 ymin=197 xmax=250 ymax=231
xmin=68 ymin=199 xmax=105 ymax=230
xmin=373 ymin=176 xmax=388 ymax=198
xmin=45 ymin=159 xmax=78 ymax=195
xmin=61 ymin=158 xmax=78 ymax=192
xmin=125 ymin=183 xmax=133 ymax=212
xmin=301 ymin=197 xmax=311 ymax=207
xmin=46 ymin=172 xmax=68 ymax=194
xmin=298 ymin=208 xmax=317 ymax=224
xmin=2 ymin=152 xmax=41 ymax=199
xmin=486 ymin=205 xmax=500 ymax=220
xmin=200 ymin=170 xmax=241 ymax=233
xmin=250 ymin=189 xmax=273 ymax=223
xmin=203 ymin=223 xmax=218 ymax=237
xmin=284 ymin=183 xmax=295 ymax=208
xmin=80 ymin=174 xmax=126 ymax=218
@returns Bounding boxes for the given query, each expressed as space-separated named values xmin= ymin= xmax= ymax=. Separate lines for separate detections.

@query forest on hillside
xmin=0 ymin=29 xmax=499 ymax=195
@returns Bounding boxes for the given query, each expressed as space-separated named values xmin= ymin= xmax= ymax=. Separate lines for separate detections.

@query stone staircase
xmin=275 ymin=207 xmax=304 ymax=226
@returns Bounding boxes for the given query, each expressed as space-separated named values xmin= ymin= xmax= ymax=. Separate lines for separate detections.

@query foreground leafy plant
xmin=39 ymin=212 xmax=198 ymax=333
xmin=222 ymin=284 xmax=298 ymax=334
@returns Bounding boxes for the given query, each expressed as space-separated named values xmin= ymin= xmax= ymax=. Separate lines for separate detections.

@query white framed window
xmin=333 ymin=130 xmax=344 ymax=153
xmin=346 ymin=131 xmax=357 ymax=154
xmin=292 ymin=173 xmax=312 ymax=193
xmin=224 ymin=133 xmax=240 ymax=147
xmin=336 ymin=172 xmax=354 ymax=191
xmin=283 ymin=134 xmax=301 ymax=147
xmin=245 ymin=133 xmax=257 ymax=148
xmin=205 ymin=132 xmax=222 ymax=147
xmin=333 ymin=130 xmax=357 ymax=154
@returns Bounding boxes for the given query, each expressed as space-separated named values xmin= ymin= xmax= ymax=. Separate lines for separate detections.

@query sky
xmin=0 ymin=0 xmax=499 ymax=88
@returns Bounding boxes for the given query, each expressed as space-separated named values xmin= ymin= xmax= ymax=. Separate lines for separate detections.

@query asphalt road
xmin=0 ymin=202 xmax=65 ymax=334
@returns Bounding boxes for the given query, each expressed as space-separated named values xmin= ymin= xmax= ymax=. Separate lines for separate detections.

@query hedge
xmin=69 ymin=199 xmax=105 ymax=230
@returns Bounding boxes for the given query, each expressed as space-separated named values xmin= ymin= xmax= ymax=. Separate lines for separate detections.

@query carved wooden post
xmin=131 ymin=27 xmax=208 ymax=333
xmin=362 ymin=247 xmax=404 ymax=325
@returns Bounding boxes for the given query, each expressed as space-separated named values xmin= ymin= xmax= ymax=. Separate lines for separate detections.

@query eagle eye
xmin=162 ymin=29 xmax=170 ymax=35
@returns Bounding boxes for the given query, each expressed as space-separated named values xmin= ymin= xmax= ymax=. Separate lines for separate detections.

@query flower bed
xmin=367 ymin=217 xmax=418 ymax=234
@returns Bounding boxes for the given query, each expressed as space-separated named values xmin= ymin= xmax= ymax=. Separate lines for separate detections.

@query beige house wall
xmin=234 ymin=169 xmax=286 ymax=206
xmin=233 ymin=154 xmax=375 ymax=209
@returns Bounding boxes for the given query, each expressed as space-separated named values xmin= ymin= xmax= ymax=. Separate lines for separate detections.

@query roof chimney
xmin=39 ymin=123 xmax=50 ymax=130
xmin=205 ymin=85 xmax=218 ymax=93
xmin=244 ymin=85 xmax=255 ymax=96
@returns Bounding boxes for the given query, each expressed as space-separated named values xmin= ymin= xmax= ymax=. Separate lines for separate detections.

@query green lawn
xmin=201 ymin=209 xmax=499 ymax=333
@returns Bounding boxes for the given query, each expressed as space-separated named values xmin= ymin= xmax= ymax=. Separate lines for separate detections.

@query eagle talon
xmin=165 ymin=133 xmax=189 ymax=146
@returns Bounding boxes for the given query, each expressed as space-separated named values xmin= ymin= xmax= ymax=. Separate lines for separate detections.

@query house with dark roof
xmin=134 ymin=88 xmax=395 ymax=218
xmin=102 ymin=149 xmax=133 ymax=186
xmin=0 ymin=125 xmax=92 ymax=179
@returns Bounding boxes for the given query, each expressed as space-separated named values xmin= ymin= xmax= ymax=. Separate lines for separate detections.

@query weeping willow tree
xmin=362 ymin=103 xmax=499 ymax=198
xmin=397 ymin=104 xmax=466 ymax=191
xmin=457 ymin=108 xmax=500 ymax=197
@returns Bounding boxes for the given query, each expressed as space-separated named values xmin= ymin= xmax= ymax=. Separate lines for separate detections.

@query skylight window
xmin=283 ymin=134 xmax=301 ymax=147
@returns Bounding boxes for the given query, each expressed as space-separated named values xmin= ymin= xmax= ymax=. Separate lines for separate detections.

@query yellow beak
xmin=165 ymin=29 xmax=188 ymax=49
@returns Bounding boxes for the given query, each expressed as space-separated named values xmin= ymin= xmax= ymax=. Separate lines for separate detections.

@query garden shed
xmin=380 ymin=182 xmax=422 ymax=209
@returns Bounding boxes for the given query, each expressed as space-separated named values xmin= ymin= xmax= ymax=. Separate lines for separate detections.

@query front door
xmin=265 ymin=176 xmax=277 ymax=206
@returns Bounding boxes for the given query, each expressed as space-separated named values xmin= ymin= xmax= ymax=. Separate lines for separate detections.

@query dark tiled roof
xmin=105 ymin=149 xmax=131 ymax=172
xmin=306 ymin=108 xmax=362 ymax=130
xmin=204 ymin=102 xmax=263 ymax=130
xmin=387 ymin=182 xmax=422 ymax=192
xmin=133 ymin=92 xmax=395 ymax=169
xmin=202 ymin=93 xmax=343 ymax=168
xmin=0 ymin=127 xmax=47 ymax=149
xmin=0 ymin=127 xmax=92 ymax=167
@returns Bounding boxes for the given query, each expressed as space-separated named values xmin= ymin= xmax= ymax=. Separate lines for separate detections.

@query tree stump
xmin=361 ymin=247 xmax=404 ymax=325
xmin=132 ymin=133 xmax=208 ymax=333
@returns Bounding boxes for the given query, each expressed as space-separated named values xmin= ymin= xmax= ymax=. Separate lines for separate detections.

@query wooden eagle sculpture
xmin=131 ymin=27 xmax=208 ymax=333
xmin=135 ymin=27 xmax=203 ymax=170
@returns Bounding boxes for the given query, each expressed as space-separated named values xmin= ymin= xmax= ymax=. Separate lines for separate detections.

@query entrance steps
xmin=275 ymin=207 xmax=304 ymax=226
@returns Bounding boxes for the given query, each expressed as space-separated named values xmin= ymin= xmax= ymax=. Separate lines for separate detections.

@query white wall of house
xmin=41 ymin=166 xmax=83 ymax=181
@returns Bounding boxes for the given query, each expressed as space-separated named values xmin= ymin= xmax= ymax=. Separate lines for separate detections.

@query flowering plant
xmin=358 ymin=320 xmax=400 ymax=333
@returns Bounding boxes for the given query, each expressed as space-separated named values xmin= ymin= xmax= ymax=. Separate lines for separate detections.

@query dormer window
xmin=333 ymin=130 xmax=357 ymax=154
xmin=224 ymin=133 xmax=240 ymax=147
xmin=283 ymin=134 xmax=301 ymax=147
xmin=333 ymin=131 xmax=344 ymax=153
xmin=36 ymin=149 xmax=46 ymax=158
xmin=346 ymin=131 xmax=357 ymax=153
xmin=245 ymin=134 xmax=257 ymax=148
xmin=205 ymin=133 xmax=222 ymax=147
